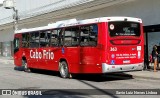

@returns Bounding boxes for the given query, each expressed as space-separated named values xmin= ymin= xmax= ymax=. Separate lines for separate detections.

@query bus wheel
xmin=59 ymin=61 xmax=70 ymax=78
xmin=22 ymin=59 xmax=30 ymax=72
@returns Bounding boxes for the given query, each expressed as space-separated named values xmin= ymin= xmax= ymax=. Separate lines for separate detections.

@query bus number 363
xmin=110 ymin=47 xmax=117 ymax=51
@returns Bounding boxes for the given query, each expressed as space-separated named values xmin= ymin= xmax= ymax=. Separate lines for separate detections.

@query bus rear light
xmin=110 ymin=40 xmax=140 ymax=45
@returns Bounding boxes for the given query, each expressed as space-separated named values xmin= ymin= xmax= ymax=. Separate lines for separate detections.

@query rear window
xmin=109 ymin=21 xmax=140 ymax=37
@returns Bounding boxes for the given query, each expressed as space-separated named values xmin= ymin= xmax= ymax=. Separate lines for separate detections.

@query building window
xmin=2 ymin=41 xmax=12 ymax=57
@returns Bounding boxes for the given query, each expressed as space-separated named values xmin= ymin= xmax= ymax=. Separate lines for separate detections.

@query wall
xmin=1 ymin=0 xmax=160 ymax=42
xmin=0 ymin=28 xmax=13 ymax=57
xmin=0 ymin=0 xmax=62 ymax=20
xmin=70 ymin=0 xmax=160 ymax=57
xmin=0 ymin=28 xmax=13 ymax=42
xmin=148 ymin=32 xmax=160 ymax=55
xmin=12 ymin=0 xmax=160 ymax=30
xmin=73 ymin=0 xmax=160 ymax=26
xmin=0 ymin=0 xmax=160 ymax=57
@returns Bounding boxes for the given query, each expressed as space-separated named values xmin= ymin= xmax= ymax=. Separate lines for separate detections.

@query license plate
xmin=123 ymin=60 xmax=130 ymax=63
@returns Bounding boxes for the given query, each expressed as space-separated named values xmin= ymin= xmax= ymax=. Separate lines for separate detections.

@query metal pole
xmin=3 ymin=0 xmax=18 ymax=31
xmin=13 ymin=7 xmax=18 ymax=31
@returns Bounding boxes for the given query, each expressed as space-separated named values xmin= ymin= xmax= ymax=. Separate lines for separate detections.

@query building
xmin=0 ymin=0 xmax=160 ymax=58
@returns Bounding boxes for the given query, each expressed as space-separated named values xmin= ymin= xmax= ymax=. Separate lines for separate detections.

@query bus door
xmin=62 ymin=27 xmax=80 ymax=73
xmin=37 ymin=31 xmax=51 ymax=69
xmin=48 ymin=29 xmax=63 ymax=70
xmin=39 ymin=29 xmax=61 ymax=70
xmin=79 ymin=24 xmax=100 ymax=73
xmin=28 ymin=32 xmax=40 ymax=68
xmin=13 ymin=34 xmax=21 ymax=66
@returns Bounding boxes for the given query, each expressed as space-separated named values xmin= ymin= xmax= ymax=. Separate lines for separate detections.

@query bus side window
xmin=30 ymin=33 xmax=35 ymax=48
xmin=80 ymin=30 xmax=89 ymax=46
xmin=51 ymin=29 xmax=60 ymax=47
xmin=45 ymin=31 xmax=51 ymax=47
xmin=80 ymin=24 xmax=98 ymax=47
xmin=71 ymin=28 xmax=79 ymax=46
xmin=22 ymin=33 xmax=30 ymax=48
xmin=14 ymin=38 xmax=19 ymax=49
xmin=30 ymin=32 xmax=39 ymax=48
xmin=64 ymin=29 xmax=72 ymax=46
xmin=40 ymin=30 xmax=51 ymax=47
xmin=22 ymin=34 xmax=26 ymax=48
xmin=34 ymin=32 xmax=40 ymax=47
xmin=13 ymin=38 xmax=19 ymax=53
xmin=40 ymin=32 xmax=45 ymax=47
xmin=64 ymin=27 xmax=79 ymax=47
xmin=89 ymin=24 xmax=98 ymax=46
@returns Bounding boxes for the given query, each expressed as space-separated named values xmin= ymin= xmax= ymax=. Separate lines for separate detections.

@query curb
xmin=110 ymin=72 xmax=160 ymax=80
xmin=131 ymin=75 xmax=160 ymax=80
xmin=0 ymin=59 xmax=14 ymax=65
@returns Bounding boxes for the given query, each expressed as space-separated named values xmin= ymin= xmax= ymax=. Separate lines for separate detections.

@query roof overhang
xmin=144 ymin=24 xmax=160 ymax=32
xmin=0 ymin=0 xmax=134 ymax=30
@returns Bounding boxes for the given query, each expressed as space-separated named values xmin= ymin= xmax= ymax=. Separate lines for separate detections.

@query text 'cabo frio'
xmin=30 ymin=50 xmax=54 ymax=60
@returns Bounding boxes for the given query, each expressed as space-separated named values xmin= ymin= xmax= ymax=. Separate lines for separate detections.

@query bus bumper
xmin=102 ymin=63 xmax=144 ymax=73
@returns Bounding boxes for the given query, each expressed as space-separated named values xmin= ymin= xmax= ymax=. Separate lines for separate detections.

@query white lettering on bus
xmin=43 ymin=50 xmax=47 ymax=59
xmin=30 ymin=50 xmax=54 ymax=60
xmin=30 ymin=50 xmax=33 ymax=58
xmin=110 ymin=47 xmax=117 ymax=51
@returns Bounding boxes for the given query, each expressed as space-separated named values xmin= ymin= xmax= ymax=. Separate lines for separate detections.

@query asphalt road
xmin=0 ymin=62 xmax=159 ymax=98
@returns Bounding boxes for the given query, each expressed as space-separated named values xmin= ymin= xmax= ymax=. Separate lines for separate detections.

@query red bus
xmin=13 ymin=17 xmax=144 ymax=78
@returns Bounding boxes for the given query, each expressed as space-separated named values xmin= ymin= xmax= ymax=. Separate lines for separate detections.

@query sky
xmin=0 ymin=0 xmax=4 ymax=4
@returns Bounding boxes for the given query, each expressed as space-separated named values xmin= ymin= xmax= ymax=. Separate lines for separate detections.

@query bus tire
xmin=22 ymin=59 xmax=30 ymax=72
xmin=59 ymin=61 xmax=70 ymax=78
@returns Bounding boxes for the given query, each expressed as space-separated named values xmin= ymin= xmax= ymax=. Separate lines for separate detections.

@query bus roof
xmin=15 ymin=16 xmax=142 ymax=34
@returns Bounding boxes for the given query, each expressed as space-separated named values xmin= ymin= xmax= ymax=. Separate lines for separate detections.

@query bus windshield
xmin=109 ymin=21 xmax=140 ymax=37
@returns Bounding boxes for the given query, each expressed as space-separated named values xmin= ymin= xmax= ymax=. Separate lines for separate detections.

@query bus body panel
xmin=77 ymin=47 xmax=101 ymax=73
xmin=60 ymin=47 xmax=80 ymax=73
xmin=27 ymin=47 xmax=61 ymax=70
xmin=13 ymin=17 xmax=144 ymax=74
xmin=102 ymin=22 xmax=144 ymax=72
xmin=14 ymin=34 xmax=22 ymax=66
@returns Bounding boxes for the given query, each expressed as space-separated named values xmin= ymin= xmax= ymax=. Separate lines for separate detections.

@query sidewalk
xmin=127 ymin=64 xmax=160 ymax=80
xmin=114 ymin=69 xmax=160 ymax=80
xmin=108 ymin=64 xmax=160 ymax=80
xmin=0 ymin=57 xmax=159 ymax=80
xmin=0 ymin=56 xmax=14 ymax=65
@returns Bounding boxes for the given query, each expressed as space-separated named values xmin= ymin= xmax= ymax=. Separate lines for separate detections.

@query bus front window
xmin=13 ymin=38 xmax=19 ymax=53
xmin=108 ymin=21 xmax=140 ymax=37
